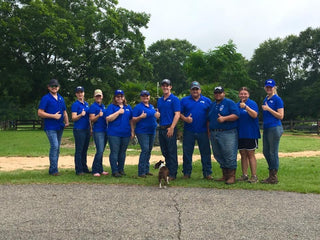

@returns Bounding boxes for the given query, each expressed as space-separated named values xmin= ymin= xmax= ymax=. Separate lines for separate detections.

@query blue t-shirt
xmin=157 ymin=93 xmax=181 ymax=126
xmin=237 ymin=98 xmax=261 ymax=139
xmin=38 ymin=93 xmax=66 ymax=131
xmin=180 ymin=95 xmax=212 ymax=133
xmin=208 ymin=98 xmax=239 ymax=130
xmin=106 ymin=104 xmax=133 ymax=137
xmin=89 ymin=102 xmax=106 ymax=132
xmin=71 ymin=100 xmax=90 ymax=130
xmin=132 ymin=102 xmax=157 ymax=135
xmin=263 ymin=94 xmax=284 ymax=129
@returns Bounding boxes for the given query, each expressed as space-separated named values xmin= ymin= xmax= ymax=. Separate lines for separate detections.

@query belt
xmin=210 ymin=129 xmax=226 ymax=132
xmin=160 ymin=124 xmax=171 ymax=129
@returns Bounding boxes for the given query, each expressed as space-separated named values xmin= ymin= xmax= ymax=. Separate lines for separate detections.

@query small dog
xmin=154 ymin=160 xmax=170 ymax=189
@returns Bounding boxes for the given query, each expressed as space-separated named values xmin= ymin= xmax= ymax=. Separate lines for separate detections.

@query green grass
xmin=0 ymin=130 xmax=319 ymax=194
xmin=0 ymin=157 xmax=319 ymax=194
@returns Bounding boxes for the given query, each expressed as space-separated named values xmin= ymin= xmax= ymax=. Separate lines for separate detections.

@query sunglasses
xmin=50 ymin=85 xmax=58 ymax=88
xmin=115 ymin=95 xmax=124 ymax=98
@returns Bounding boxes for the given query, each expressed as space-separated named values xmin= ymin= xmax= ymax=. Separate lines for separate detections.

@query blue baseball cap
xmin=190 ymin=81 xmax=201 ymax=89
xmin=265 ymin=79 xmax=276 ymax=87
xmin=75 ymin=86 xmax=84 ymax=93
xmin=114 ymin=89 xmax=124 ymax=96
xmin=140 ymin=90 xmax=150 ymax=96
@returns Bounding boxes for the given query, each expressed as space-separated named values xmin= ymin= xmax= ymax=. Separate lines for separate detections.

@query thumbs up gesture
xmin=217 ymin=113 xmax=225 ymax=123
xmin=118 ymin=106 xmax=124 ymax=115
xmin=99 ymin=109 xmax=104 ymax=117
xmin=53 ymin=111 xmax=62 ymax=120
xmin=262 ymin=102 xmax=269 ymax=111
xmin=240 ymin=99 xmax=246 ymax=109
xmin=140 ymin=110 xmax=147 ymax=119
xmin=154 ymin=109 xmax=160 ymax=119
xmin=186 ymin=113 xmax=193 ymax=123
xmin=81 ymin=108 xmax=86 ymax=116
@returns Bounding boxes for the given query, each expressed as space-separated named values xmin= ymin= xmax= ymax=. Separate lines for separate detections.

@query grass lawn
xmin=0 ymin=130 xmax=319 ymax=194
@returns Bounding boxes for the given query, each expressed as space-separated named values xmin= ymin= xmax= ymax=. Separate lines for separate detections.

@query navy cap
xmin=161 ymin=79 xmax=171 ymax=86
xmin=48 ymin=79 xmax=60 ymax=86
xmin=114 ymin=89 xmax=124 ymax=96
xmin=265 ymin=79 xmax=276 ymax=87
xmin=190 ymin=81 xmax=201 ymax=89
xmin=75 ymin=86 xmax=84 ymax=93
xmin=140 ymin=90 xmax=150 ymax=96
xmin=214 ymin=86 xmax=224 ymax=93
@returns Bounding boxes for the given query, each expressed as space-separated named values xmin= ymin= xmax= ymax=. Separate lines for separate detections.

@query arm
xmin=38 ymin=109 xmax=61 ymax=120
xmin=130 ymin=119 xmax=135 ymax=139
xmin=167 ymin=111 xmax=180 ymax=137
xmin=106 ymin=107 xmax=124 ymax=122
xmin=180 ymin=113 xmax=192 ymax=123
xmin=90 ymin=110 xmax=103 ymax=124
xmin=132 ymin=111 xmax=146 ymax=124
xmin=63 ymin=110 xmax=69 ymax=127
xmin=217 ymin=113 xmax=239 ymax=123
xmin=72 ymin=109 xmax=86 ymax=122
xmin=262 ymin=103 xmax=284 ymax=120
xmin=244 ymin=105 xmax=258 ymax=118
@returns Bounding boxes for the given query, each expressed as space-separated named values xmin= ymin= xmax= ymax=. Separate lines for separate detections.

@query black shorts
xmin=238 ymin=139 xmax=258 ymax=150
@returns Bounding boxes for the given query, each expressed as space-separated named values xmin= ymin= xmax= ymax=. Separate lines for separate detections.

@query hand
xmin=167 ymin=127 xmax=174 ymax=137
xmin=64 ymin=122 xmax=69 ymax=128
xmin=131 ymin=132 xmax=135 ymax=140
xmin=140 ymin=111 xmax=147 ymax=119
xmin=185 ymin=113 xmax=193 ymax=123
xmin=53 ymin=111 xmax=62 ymax=120
xmin=262 ymin=102 xmax=269 ymax=111
xmin=99 ymin=109 xmax=104 ymax=117
xmin=81 ymin=108 xmax=86 ymax=116
xmin=118 ymin=106 xmax=124 ymax=115
xmin=240 ymin=99 xmax=246 ymax=109
xmin=154 ymin=109 xmax=160 ymax=119
xmin=217 ymin=114 xmax=225 ymax=123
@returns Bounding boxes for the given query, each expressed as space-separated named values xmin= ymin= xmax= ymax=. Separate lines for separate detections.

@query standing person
xmin=71 ymin=86 xmax=91 ymax=175
xmin=208 ymin=86 xmax=239 ymax=184
xmin=237 ymin=87 xmax=261 ymax=183
xmin=132 ymin=90 xmax=160 ymax=178
xmin=180 ymin=81 xmax=213 ymax=179
xmin=261 ymin=79 xmax=284 ymax=184
xmin=89 ymin=89 xmax=108 ymax=177
xmin=106 ymin=90 xmax=134 ymax=177
xmin=157 ymin=79 xmax=180 ymax=181
xmin=38 ymin=79 xmax=69 ymax=176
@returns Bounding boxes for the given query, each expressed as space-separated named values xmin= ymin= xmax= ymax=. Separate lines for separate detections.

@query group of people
xmin=38 ymin=77 xmax=284 ymax=184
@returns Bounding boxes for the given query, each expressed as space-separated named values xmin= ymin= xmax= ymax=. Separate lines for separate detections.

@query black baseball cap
xmin=161 ymin=79 xmax=171 ymax=86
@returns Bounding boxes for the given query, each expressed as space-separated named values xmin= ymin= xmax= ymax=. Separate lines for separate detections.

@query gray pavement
xmin=0 ymin=184 xmax=320 ymax=240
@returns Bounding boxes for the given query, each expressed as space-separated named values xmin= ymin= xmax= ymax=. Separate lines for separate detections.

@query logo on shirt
xmin=219 ymin=105 xmax=224 ymax=112
xmin=125 ymin=109 xmax=130 ymax=112
xmin=200 ymin=101 xmax=205 ymax=104
xmin=167 ymin=99 xmax=172 ymax=102
xmin=269 ymin=100 xmax=274 ymax=104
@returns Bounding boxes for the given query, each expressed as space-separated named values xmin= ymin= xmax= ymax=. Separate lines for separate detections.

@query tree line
xmin=1 ymin=0 xmax=319 ymax=121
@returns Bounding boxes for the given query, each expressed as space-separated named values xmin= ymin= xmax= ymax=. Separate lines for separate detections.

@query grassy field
xmin=0 ymin=130 xmax=319 ymax=194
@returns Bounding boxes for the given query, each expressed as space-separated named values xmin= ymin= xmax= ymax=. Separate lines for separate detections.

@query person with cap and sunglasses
xmin=180 ymin=81 xmax=213 ymax=180
xmin=208 ymin=86 xmax=240 ymax=184
xmin=261 ymin=79 xmax=284 ymax=184
xmin=106 ymin=90 xmax=134 ymax=177
xmin=157 ymin=79 xmax=181 ymax=181
xmin=132 ymin=90 xmax=160 ymax=178
xmin=89 ymin=89 xmax=108 ymax=177
xmin=71 ymin=86 xmax=91 ymax=175
xmin=38 ymin=79 xmax=69 ymax=176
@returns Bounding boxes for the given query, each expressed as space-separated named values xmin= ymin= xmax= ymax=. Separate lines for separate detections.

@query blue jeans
xmin=210 ymin=128 xmax=238 ymax=170
xmin=183 ymin=130 xmax=212 ymax=177
xmin=108 ymin=136 xmax=130 ymax=174
xmin=45 ymin=129 xmax=64 ymax=175
xmin=263 ymin=125 xmax=283 ymax=170
xmin=159 ymin=128 xmax=178 ymax=178
xmin=92 ymin=131 xmax=107 ymax=174
xmin=137 ymin=133 xmax=155 ymax=176
xmin=73 ymin=129 xmax=90 ymax=174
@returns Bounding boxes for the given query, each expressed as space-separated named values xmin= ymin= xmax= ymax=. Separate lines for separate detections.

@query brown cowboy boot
xmin=215 ymin=168 xmax=228 ymax=182
xmin=261 ymin=170 xmax=278 ymax=184
xmin=225 ymin=169 xmax=236 ymax=185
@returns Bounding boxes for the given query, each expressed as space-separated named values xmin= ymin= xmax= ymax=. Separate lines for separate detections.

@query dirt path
xmin=1 ymin=151 xmax=320 ymax=172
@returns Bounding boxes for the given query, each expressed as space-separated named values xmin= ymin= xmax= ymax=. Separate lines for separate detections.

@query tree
xmin=145 ymin=39 xmax=197 ymax=94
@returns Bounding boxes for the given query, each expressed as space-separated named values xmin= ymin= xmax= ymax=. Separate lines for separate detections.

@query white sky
xmin=118 ymin=0 xmax=320 ymax=59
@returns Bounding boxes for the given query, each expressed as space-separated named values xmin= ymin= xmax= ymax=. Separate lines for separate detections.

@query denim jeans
xmin=92 ymin=131 xmax=107 ymax=174
xmin=108 ymin=136 xmax=130 ymax=174
xmin=210 ymin=128 xmax=238 ymax=169
xmin=73 ymin=129 xmax=90 ymax=174
xmin=263 ymin=125 xmax=283 ymax=170
xmin=45 ymin=129 xmax=64 ymax=175
xmin=136 ymin=133 xmax=155 ymax=176
xmin=159 ymin=128 xmax=178 ymax=178
xmin=183 ymin=130 xmax=212 ymax=177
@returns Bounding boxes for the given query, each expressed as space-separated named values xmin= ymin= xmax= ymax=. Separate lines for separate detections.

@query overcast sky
xmin=118 ymin=0 xmax=320 ymax=59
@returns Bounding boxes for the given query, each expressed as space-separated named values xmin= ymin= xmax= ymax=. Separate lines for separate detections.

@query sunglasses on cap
xmin=50 ymin=85 xmax=58 ymax=88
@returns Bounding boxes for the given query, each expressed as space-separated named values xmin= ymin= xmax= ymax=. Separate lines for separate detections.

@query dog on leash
xmin=154 ymin=160 xmax=170 ymax=189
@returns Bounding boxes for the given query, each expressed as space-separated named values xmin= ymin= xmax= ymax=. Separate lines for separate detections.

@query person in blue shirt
xmin=208 ymin=86 xmax=240 ymax=184
xmin=261 ymin=79 xmax=284 ymax=184
xmin=132 ymin=90 xmax=160 ymax=178
xmin=180 ymin=81 xmax=212 ymax=180
xmin=106 ymin=90 xmax=134 ymax=177
xmin=89 ymin=89 xmax=108 ymax=177
xmin=237 ymin=87 xmax=261 ymax=183
xmin=38 ymin=79 xmax=69 ymax=176
xmin=71 ymin=86 xmax=91 ymax=175
xmin=157 ymin=79 xmax=180 ymax=180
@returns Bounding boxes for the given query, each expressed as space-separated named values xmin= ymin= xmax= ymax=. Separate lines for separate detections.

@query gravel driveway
xmin=0 ymin=184 xmax=319 ymax=240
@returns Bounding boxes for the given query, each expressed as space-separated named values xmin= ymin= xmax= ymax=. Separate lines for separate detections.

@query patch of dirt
xmin=0 ymin=151 xmax=320 ymax=172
